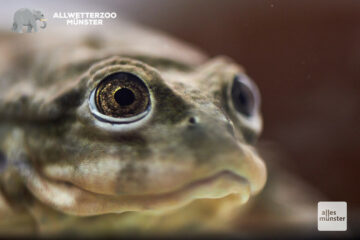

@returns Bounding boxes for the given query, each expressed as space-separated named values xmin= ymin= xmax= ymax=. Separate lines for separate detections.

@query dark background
xmin=105 ymin=0 xmax=360 ymax=208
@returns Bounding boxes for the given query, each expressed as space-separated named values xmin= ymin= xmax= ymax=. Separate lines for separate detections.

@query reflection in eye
xmin=231 ymin=74 xmax=258 ymax=117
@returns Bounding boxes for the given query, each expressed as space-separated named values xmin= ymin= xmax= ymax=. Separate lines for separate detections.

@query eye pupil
xmin=231 ymin=75 xmax=256 ymax=117
xmin=238 ymin=91 xmax=248 ymax=108
xmin=114 ymin=88 xmax=135 ymax=106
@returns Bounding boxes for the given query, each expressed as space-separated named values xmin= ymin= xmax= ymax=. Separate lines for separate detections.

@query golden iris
xmin=95 ymin=72 xmax=150 ymax=118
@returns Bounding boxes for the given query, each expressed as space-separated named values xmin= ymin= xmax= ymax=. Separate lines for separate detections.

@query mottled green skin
xmin=0 ymin=23 xmax=266 ymax=236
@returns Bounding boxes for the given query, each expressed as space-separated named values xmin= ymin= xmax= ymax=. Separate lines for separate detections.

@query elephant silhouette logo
xmin=12 ymin=8 xmax=47 ymax=33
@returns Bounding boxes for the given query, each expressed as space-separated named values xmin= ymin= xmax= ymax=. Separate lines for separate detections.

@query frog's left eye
xmin=89 ymin=72 xmax=151 ymax=124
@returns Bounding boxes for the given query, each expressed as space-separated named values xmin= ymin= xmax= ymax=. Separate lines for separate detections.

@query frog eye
xmin=89 ymin=72 xmax=151 ymax=124
xmin=230 ymin=74 xmax=259 ymax=117
xmin=228 ymin=74 xmax=262 ymax=143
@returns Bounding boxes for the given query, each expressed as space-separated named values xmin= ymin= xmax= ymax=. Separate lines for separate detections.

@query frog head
xmin=1 ymin=27 xmax=266 ymax=221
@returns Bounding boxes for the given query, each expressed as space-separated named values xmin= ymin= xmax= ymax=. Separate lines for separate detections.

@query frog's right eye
xmin=230 ymin=74 xmax=260 ymax=117
xmin=89 ymin=72 xmax=151 ymax=124
xmin=227 ymin=74 xmax=262 ymax=143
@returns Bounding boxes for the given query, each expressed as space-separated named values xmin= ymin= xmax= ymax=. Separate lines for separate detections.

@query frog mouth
xmin=21 ymin=166 xmax=251 ymax=216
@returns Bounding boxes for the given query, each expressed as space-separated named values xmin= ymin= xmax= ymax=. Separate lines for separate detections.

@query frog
xmin=0 ymin=22 xmax=268 ymax=236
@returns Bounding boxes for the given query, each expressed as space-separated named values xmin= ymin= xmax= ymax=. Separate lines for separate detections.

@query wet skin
xmin=0 ymin=23 xmax=266 ymax=235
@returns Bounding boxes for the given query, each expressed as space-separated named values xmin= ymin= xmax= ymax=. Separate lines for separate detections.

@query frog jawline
xmin=23 ymin=167 xmax=251 ymax=216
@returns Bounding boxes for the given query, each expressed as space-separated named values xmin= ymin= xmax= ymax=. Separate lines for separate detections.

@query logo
xmin=11 ymin=8 xmax=47 ymax=33
xmin=53 ymin=12 xmax=117 ymax=26
xmin=318 ymin=201 xmax=347 ymax=231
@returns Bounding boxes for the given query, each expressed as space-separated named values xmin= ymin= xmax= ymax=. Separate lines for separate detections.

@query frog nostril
xmin=188 ymin=116 xmax=198 ymax=125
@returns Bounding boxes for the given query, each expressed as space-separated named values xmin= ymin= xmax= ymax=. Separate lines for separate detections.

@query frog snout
xmin=179 ymin=112 xmax=266 ymax=195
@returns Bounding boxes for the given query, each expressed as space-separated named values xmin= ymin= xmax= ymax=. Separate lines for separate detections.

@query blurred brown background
xmin=104 ymin=0 xmax=360 ymax=208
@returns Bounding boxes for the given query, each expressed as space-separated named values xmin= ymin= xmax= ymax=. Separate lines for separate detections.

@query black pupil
xmin=114 ymin=88 xmax=135 ymax=106
xmin=231 ymin=75 xmax=255 ymax=117
xmin=238 ymin=91 xmax=248 ymax=108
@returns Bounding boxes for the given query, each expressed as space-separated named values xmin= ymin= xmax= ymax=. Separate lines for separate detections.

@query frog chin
xmin=21 ymin=164 xmax=251 ymax=216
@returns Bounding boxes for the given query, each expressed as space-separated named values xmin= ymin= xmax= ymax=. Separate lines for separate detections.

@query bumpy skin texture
xmin=0 ymin=23 xmax=266 ymax=236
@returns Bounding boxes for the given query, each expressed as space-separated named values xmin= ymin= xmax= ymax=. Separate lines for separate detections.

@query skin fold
xmin=0 ymin=22 xmax=268 ymax=236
